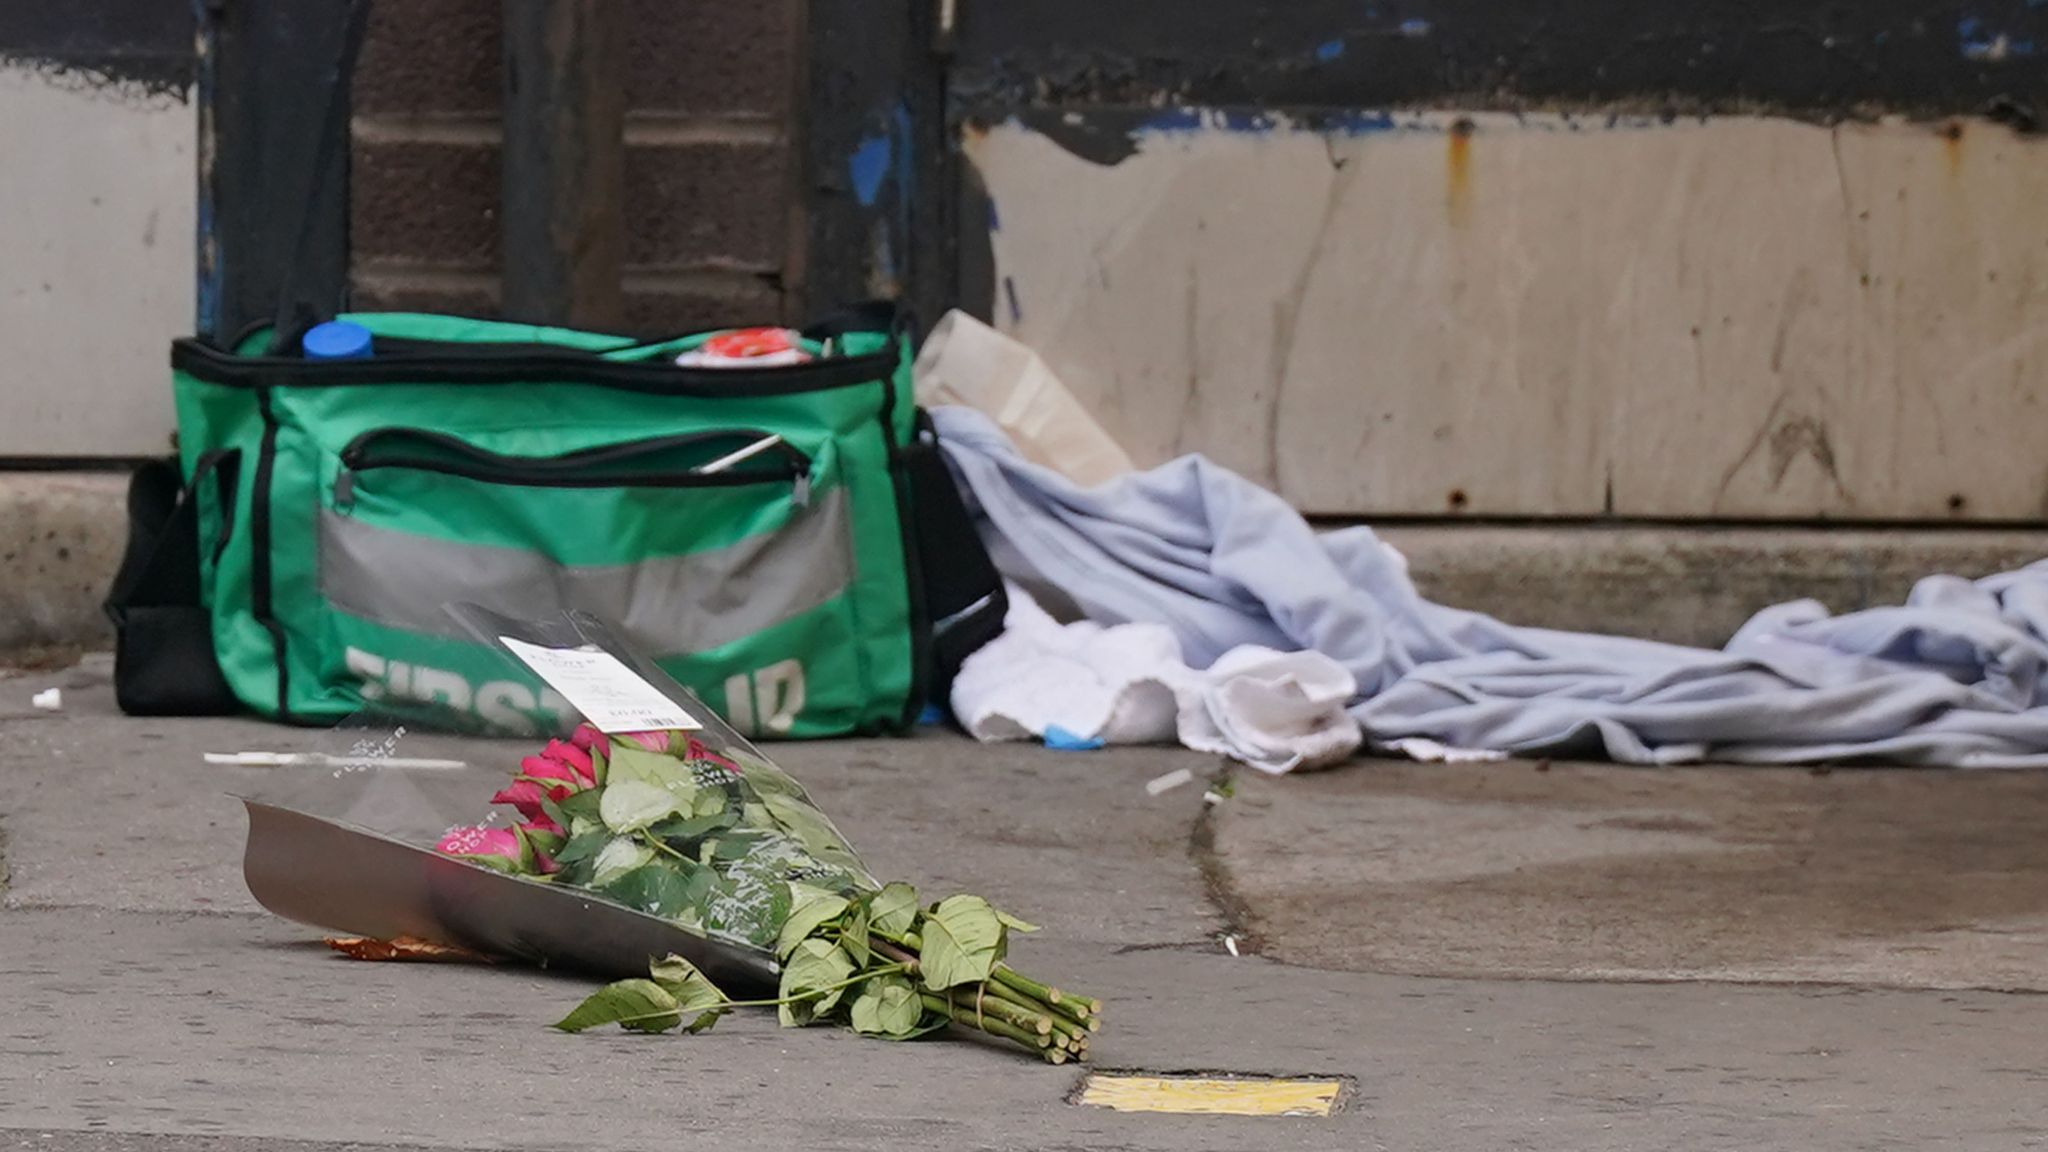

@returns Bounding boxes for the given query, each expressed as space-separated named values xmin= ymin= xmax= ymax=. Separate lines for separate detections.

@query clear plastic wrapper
xmin=243 ymin=606 xmax=868 ymax=991
xmin=240 ymin=605 xmax=1099 ymax=1059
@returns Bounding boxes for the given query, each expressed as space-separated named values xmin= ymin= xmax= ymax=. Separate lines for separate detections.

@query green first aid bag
xmin=106 ymin=303 xmax=1005 ymax=738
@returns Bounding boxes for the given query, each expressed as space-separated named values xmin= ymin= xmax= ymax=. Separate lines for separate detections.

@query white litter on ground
xmin=1224 ymin=935 xmax=1241 ymax=957
xmin=31 ymin=688 xmax=61 ymax=711
xmin=1146 ymin=767 xmax=1194 ymax=796
xmin=203 ymin=751 xmax=470 ymax=770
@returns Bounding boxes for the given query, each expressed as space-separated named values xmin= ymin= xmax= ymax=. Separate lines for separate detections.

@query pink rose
xmin=619 ymin=730 xmax=674 ymax=753
xmin=519 ymin=753 xmax=584 ymax=790
xmin=567 ymin=723 xmax=672 ymax=757
xmin=489 ymin=780 xmax=565 ymax=834
xmin=435 ymin=823 xmax=558 ymax=875
xmin=434 ymin=825 xmax=521 ymax=860
xmin=538 ymin=738 xmax=597 ymax=785
xmin=683 ymin=737 xmax=740 ymax=774
xmin=569 ymin=723 xmax=609 ymax=759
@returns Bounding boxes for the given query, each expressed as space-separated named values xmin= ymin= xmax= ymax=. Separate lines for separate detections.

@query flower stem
xmin=946 ymin=986 xmax=1051 ymax=1036
xmin=1046 ymin=1014 xmax=1088 ymax=1046
xmin=636 ymin=832 xmax=696 ymax=866
xmin=1044 ymin=997 xmax=1096 ymax=1031
xmin=984 ymin=985 xmax=1067 ymax=1035
xmin=992 ymin=965 xmax=1095 ymax=1029
xmin=870 ymin=937 xmax=919 ymax=970
xmin=991 ymin=964 xmax=1061 ymax=1008
xmin=1006 ymin=964 xmax=1099 ymax=1019
xmin=919 ymin=993 xmax=1048 ymax=1051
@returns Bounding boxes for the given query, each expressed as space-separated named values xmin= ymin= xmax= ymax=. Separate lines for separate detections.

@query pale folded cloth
xmin=913 ymin=310 xmax=1135 ymax=487
xmin=949 ymin=584 xmax=1361 ymax=774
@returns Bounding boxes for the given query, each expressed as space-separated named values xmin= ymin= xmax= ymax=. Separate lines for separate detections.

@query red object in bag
xmin=676 ymin=328 xmax=812 ymax=368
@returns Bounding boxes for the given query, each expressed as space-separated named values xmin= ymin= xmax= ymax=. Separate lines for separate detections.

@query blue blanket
xmin=933 ymin=406 xmax=2048 ymax=767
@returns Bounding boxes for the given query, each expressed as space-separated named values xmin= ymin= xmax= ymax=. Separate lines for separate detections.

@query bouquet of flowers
xmin=433 ymin=722 xmax=1101 ymax=1062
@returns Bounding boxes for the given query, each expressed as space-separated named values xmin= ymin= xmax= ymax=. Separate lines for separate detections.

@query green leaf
xmin=993 ymin=909 xmax=1039 ymax=934
xmin=508 ymin=824 xmax=536 ymax=869
xmin=777 ymin=938 xmax=856 ymax=1027
xmin=537 ymin=791 xmax=573 ymax=834
xmin=552 ymin=827 xmax=610 ymax=868
xmin=599 ymin=779 xmax=683 ymax=833
xmin=761 ymin=793 xmax=864 ymax=872
xmin=604 ymin=859 xmax=712 ymax=920
xmin=650 ymin=808 xmax=738 ymax=846
xmin=587 ymin=743 xmax=609 ymax=786
xmin=647 ymin=953 xmax=730 ymax=1034
xmin=719 ymin=880 xmax=793 ymax=951
xmin=848 ymin=973 xmax=923 ymax=1037
xmin=608 ymin=746 xmax=693 ymax=791
xmin=695 ymin=870 xmax=788 ymax=949
xmin=725 ymin=749 xmax=808 ymax=798
xmin=591 ymin=837 xmax=655 ymax=886
xmin=557 ymin=788 xmax=604 ymax=824
xmin=760 ymin=882 xmax=795 ymax=949
xmin=776 ymin=885 xmax=852 ymax=959
xmin=552 ymin=978 xmax=680 ymax=1034
xmin=449 ymin=850 xmax=523 ymax=874
xmin=917 ymin=895 xmax=1006 ymax=991
xmin=521 ymin=825 xmax=566 ymax=856
xmin=706 ymin=831 xmax=770 ymax=861
xmin=841 ymin=900 xmax=872 ymax=967
xmin=869 ymin=882 xmax=920 ymax=938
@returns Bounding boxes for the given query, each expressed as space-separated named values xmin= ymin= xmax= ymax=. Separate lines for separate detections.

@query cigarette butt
xmin=1224 ymin=935 xmax=1240 ymax=957
xmin=1146 ymin=768 xmax=1194 ymax=796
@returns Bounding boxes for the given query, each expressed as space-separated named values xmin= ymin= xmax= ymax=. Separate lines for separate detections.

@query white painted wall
xmin=967 ymin=112 xmax=2048 ymax=520
xmin=0 ymin=64 xmax=192 ymax=458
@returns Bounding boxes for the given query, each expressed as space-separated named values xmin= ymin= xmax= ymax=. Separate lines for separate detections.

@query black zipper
xmin=334 ymin=428 xmax=813 ymax=508
xmin=173 ymin=336 xmax=893 ymax=395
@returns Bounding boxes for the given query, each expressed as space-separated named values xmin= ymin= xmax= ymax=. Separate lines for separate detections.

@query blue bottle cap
xmin=302 ymin=320 xmax=374 ymax=360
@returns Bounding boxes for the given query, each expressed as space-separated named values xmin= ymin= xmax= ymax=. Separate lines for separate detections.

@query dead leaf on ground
xmin=324 ymin=935 xmax=491 ymax=963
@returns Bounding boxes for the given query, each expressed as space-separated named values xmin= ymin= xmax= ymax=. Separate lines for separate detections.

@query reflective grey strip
xmin=319 ymin=485 xmax=852 ymax=655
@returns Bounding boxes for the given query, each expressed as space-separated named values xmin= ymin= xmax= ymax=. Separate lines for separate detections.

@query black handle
xmin=264 ymin=0 xmax=375 ymax=356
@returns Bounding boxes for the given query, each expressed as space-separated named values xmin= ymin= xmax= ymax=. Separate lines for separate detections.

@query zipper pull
xmin=791 ymin=470 xmax=812 ymax=509
xmin=334 ymin=469 xmax=357 ymax=513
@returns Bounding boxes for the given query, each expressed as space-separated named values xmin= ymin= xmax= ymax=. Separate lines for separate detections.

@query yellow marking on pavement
xmin=1076 ymin=1074 xmax=1342 ymax=1117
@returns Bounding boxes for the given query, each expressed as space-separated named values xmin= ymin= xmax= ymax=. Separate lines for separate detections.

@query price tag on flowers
xmin=498 ymin=637 xmax=701 ymax=733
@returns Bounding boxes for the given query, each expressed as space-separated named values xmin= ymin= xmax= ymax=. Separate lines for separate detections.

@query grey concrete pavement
xmin=7 ymin=661 xmax=2048 ymax=1149
xmin=13 ymin=909 xmax=2048 ymax=1151
xmin=1215 ymin=759 xmax=2048 ymax=990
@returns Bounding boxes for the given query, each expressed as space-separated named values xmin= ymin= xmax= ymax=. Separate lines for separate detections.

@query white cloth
xmin=935 ymin=404 xmax=2048 ymax=768
xmin=949 ymin=584 xmax=1361 ymax=774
